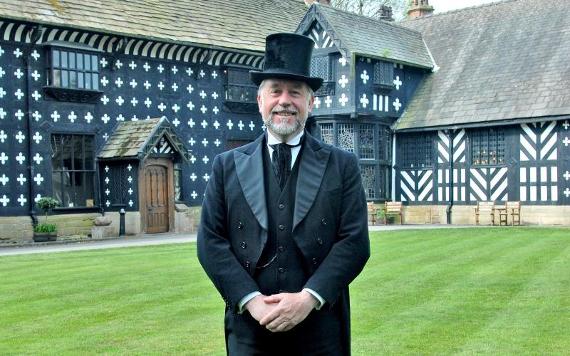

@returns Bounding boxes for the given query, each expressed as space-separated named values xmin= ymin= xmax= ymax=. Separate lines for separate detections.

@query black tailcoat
xmin=197 ymin=132 xmax=370 ymax=355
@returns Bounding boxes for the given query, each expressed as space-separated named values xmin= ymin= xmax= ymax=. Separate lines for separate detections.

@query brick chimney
xmin=407 ymin=0 xmax=434 ymax=19
xmin=378 ymin=5 xmax=394 ymax=21
xmin=304 ymin=0 xmax=331 ymax=5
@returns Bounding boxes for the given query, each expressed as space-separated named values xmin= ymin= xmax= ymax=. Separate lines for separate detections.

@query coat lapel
xmin=293 ymin=133 xmax=331 ymax=230
xmin=234 ymin=135 xmax=268 ymax=231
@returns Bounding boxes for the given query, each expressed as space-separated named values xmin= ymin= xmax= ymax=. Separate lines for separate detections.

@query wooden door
xmin=144 ymin=164 xmax=169 ymax=233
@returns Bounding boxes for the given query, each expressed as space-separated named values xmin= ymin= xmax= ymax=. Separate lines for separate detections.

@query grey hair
xmin=257 ymin=79 xmax=314 ymax=101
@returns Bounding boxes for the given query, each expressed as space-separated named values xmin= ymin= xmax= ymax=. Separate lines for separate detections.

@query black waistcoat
xmin=255 ymin=144 xmax=307 ymax=295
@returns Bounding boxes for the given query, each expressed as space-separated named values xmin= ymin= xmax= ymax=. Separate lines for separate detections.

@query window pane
xmin=84 ymin=73 xmax=91 ymax=89
xmin=92 ymin=55 xmax=98 ymax=71
xmin=52 ymin=172 xmax=63 ymax=205
xmin=92 ymin=74 xmax=99 ymax=90
xmin=319 ymin=123 xmax=334 ymax=145
xmin=78 ymin=72 xmax=84 ymax=88
xmin=84 ymin=54 xmax=91 ymax=71
xmin=53 ymin=69 xmax=61 ymax=87
xmin=61 ymin=70 xmax=69 ymax=87
xmin=69 ymin=71 xmax=77 ymax=88
xmin=51 ymin=135 xmax=64 ymax=170
xmin=84 ymin=137 xmax=94 ymax=169
xmin=61 ymin=51 xmax=68 ymax=68
xmin=73 ymin=136 xmax=83 ymax=170
xmin=69 ymin=52 xmax=76 ymax=69
xmin=359 ymin=124 xmax=375 ymax=159
xmin=338 ymin=124 xmax=355 ymax=153
xmin=53 ymin=50 xmax=60 ymax=67
xmin=76 ymin=53 xmax=83 ymax=70
xmin=360 ymin=165 xmax=377 ymax=200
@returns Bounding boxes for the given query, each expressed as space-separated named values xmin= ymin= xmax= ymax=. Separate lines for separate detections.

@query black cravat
xmin=270 ymin=142 xmax=301 ymax=190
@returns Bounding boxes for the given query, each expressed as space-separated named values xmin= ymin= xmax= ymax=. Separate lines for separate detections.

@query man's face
xmin=257 ymin=79 xmax=314 ymax=140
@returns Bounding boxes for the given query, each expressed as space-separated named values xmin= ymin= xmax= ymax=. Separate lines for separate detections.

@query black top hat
xmin=250 ymin=33 xmax=323 ymax=92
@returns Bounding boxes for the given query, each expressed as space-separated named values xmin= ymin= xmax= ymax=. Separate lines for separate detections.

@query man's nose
xmin=278 ymin=91 xmax=293 ymax=105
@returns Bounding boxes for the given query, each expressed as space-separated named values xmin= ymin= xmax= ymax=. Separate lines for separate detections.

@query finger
xmin=263 ymin=294 xmax=283 ymax=303
xmin=259 ymin=309 xmax=280 ymax=326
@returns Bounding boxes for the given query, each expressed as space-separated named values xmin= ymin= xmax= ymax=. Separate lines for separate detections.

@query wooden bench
xmin=383 ymin=201 xmax=403 ymax=225
xmin=367 ymin=202 xmax=378 ymax=225
xmin=475 ymin=201 xmax=496 ymax=225
xmin=498 ymin=201 xmax=521 ymax=226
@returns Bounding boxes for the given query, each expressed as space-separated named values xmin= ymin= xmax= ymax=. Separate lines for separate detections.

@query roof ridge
xmin=403 ymin=0 xmax=518 ymax=22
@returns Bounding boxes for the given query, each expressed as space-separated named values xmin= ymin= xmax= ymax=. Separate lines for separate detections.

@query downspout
xmin=391 ymin=131 xmax=396 ymax=201
xmin=446 ymin=129 xmax=454 ymax=224
xmin=24 ymin=48 xmax=38 ymax=227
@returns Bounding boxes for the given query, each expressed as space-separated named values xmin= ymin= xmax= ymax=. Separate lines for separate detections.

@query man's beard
xmin=263 ymin=107 xmax=307 ymax=137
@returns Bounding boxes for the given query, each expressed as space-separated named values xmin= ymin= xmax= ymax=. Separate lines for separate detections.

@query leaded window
xmin=361 ymin=165 xmax=377 ymax=200
xmin=373 ymin=60 xmax=394 ymax=88
xmin=174 ymin=163 xmax=182 ymax=201
xmin=51 ymin=134 xmax=95 ymax=208
xmin=359 ymin=125 xmax=375 ymax=159
xmin=399 ymin=132 xmax=433 ymax=168
xmin=338 ymin=124 xmax=355 ymax=153
xmin=311 ymin=55 xmax=335 ymax=96
xmin=471 ymin=128 xmax=505 ymax=165
xmin=47 ymin=47 xmax=99 ymax=90
xmin=107 ymin=164 xmax=130 ymax=206
xmin=320 ymin=123 xmax=334 ymax=145
xmin=225 ymin=66 xmax=257 ymax=103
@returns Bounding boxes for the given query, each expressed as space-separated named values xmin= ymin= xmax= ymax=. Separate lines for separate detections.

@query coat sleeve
xmin=303 ymin=152 xmax=370 ymax=306
xmin=197 ymin=154 xmax=259 ymax=312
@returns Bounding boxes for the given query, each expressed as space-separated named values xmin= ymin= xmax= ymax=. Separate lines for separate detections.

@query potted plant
xmin=33 ymin=197 xmax=59 ymax=242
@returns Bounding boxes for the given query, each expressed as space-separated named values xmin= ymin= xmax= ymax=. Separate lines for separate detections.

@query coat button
xmin=240 ymin=241 xmax=247 ymax=249
xmin=312 ymin=257 xmax=318 ymax=265
xmin=244 ymin=260 xmax=250 ymax=268
xmin=278 ymin=267 xmax=285 ymax=273
xmin=278 ymin=224 xmax=285 ymax=231
xmin=321 ymin=218 xmax=327 ymax=226
xmin=278 ymin=245 xmax=285 ymax=252
xmin=278 ymin=203 xmax=285 ymax=210
xmin=237 ymin=221 xmax=244 ymax=229
xmin=316 ymin=238 xmax=323 ymax=245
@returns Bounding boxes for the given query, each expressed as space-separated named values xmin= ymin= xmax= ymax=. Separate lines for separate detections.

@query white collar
xmin=266 ymin=130 xmax=304 ymax=146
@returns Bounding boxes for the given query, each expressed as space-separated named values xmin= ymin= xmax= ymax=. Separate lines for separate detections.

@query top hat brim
xmin=250 ymin=70 xmax=323 ymax=92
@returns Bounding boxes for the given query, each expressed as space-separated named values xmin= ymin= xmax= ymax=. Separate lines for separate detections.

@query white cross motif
xmin=325 ymin=96 xmax=333 ymax=108
xmin=115 ymin=96 xmax=124 ymax=106
xmin=14 ymin=68 xmax=24 ymax=79
xmin=563 ymin=171 xmax=570 ymax=181
xmin=202 ymin=156 xmax=209 ymax=164
xmin=393 ymin=76 xmax=403 ymax=90
xmin=338 ymin=57 xmax=347 ymax=66
xmin=129 ymin=79 xmax=137 ymax=89
xmin=33 ymin=153 xmax=43 ymax=164
xmin=32 ymin=111 xmax=41 ymax=121
xmin=131 ymin=97 xmax=138 ymax=106
xmin=32 ymin=90 xmax=41 ymax=101
xmin=172 ymin=104 xmax=180 ymax=113
xmin=129 ymin=61 xmax=137 ymax=70
xmin=211 ymin=71 xmax=218 ymax=79
xmin=132 ymin=115 xmax=140 ymax=121
xmin=34 ymin=194 xmax=42 ymax=203
xmin=212 ymin=92 xmax=219 ymax=100
xmin=0 ymin=195 xmax=9 ymax=206
xmin=51 ymin=111 xmax=60 ymax=122
xmin=158 ymin=102 xmax=166 ymax=111
xmin=187 ymin=101 xmax=195 ymax=110
xmin=13 ymin=48 xmax=23 ymax=58
xmin=103 ymin=133 xmax=109 ymax=141
xmin=143 ymin=80 xmax=151 ymax=90
xmin=101 ymin=114 xmax=111 ymax=124
xmin=393 ymin=98 xmax=402 ymax=112
xmin=15 ymin=89 xmax=24 ymax=100
xmin=31 ymin=50 xmax=40 ymax=61
xmin=200 ymin=105 xmax=208 ymax=114
xmin=127 ymin=176 xmax=133 ymax=184
xmin=168 ymin=83 xmax=177 ymax=92
xmin=0 ymin=130 xmax=6 ymax=142
xmin=360 ymin=94 xmax=369 ymax=108
xmin=227 ymin=120 xmax=234 ymax=130
xmin=100 ymin=76 xmax=109 ymax=87
xmin=31 ymin=70 xmax=40 ymax=81
xmin=339 ymin=93 xmax=349 ymax=106
xmin=127 ymin=164 xmax=132 ymax=171
xmin=15 ymin=131 xmax=25 ymax=143
xmin=105 ymin=188 xmax=110 ymax=196
xmin=144 ymin=97 xmax=152 ymax=108
xmin=563 ymin=136 xmax=570 ymax=147
xmin=17 ymin=174 xmax=26 ymax=185
xmin=85 ymin=112 xmax=93 ymax=123
xmin=314 ymin=97 xmax=321 ymax=109
xmin=188 ymin=137 xmax=196 ymax=146
xmin=16 ymin=152 xmax=26 ymax=165
xmin=188 ymin=119 xmax=195 ymax=128
xmin=143 ymin=62 xmax=151 ymax=71
xmin=214 ymin=139 xmax=221 ymax=147
xmin=34 ymin=173 xmax=44 ymax=185
xmin=172 ymin=65 xmax=179 ymax=74
xmin=0 ymin=46 xmax=3 ymax=56
xmin=564 ymin=188 xmax=570 ymax=198
xmin=199 ymin=90 xmax=207 ymax=99
xmin=128 ymin=200 xmax=134 ymax=207
xmin=238 ymin=120 xmax=245 ymax=130
xmin=33 ymin=132 xmax=42 ymax=144
xmin=105 ymin=177 xmax=110 ymax=184
xmin=116 ymin=114 xmax=125 ymax=122
xmin=213 ymin=106 xmax=219 ymax=115
xmin=203 ymin=173 xmax=211 ymax=182
xmin=105 ymin=165 xmax=110 ymax=173
xmin=0 ymin=68 xmax=4 ymax=78
xmin=0 ymin=174 xmax=8 ymax=185
xmin=202 ymin=138 xmax=208 ymax=147
xmin=187 ymin=84 xmax=194 ymax=94
xmin=186 ymin=67 xmax=194 ymax=76
xmin=191 ymin=191 xmax=198 ymax=199
xmin=172 ymin=118 xmax=180 ymax=127
xmin=128 ymin=188 xmax=133 ymax=195
xmin=157 ymin=82 xmax=165 ymax=90
xmin=100 ymin=95 xmax=109 ymax=105
xmin=68 ymin=111 xmax=77 ymax=123
xmin=360 ymin=70 xmax=369 ymax=84
xmin=114 ymin=60 xmax=123 ymax=69
xmin=249 ymin=121 xmax=256 ymax=131
xmin=338 ymin=75 xmax=349 ymax=88
xmin=115 ymin=77 xmax=123 ymax=88
xmin=562 ymin=121 xmax=569 ymax=130
xmin=100 ymin=57 xmax=108 ymax=68
xmin=199 ymin=70 xmax=205 ymax=78
xmin=0 ymin=88 xmax=6 ymax=99
xmin=157 ymin=64 xmax=164 ymax=73
xmin=15 ymin=109 xmax=25 ymax=121
xmin=190 ymin=173 xmax=197 ymax=181
xmin=213 ymin=120 xmax=220 ymax=129
xmin=0 ymin=152 xmax=8 ymax=164
xmin=201 ymin=120 xmax=208 ymax=128
xmin=0 ymin=108 xmax=6 ymax=119
xmin=17 ymin=194 xmax=27 ymax=207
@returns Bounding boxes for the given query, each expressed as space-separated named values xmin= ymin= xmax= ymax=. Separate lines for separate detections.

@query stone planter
xmin=33 ymin=232 xmax=57 ymax=242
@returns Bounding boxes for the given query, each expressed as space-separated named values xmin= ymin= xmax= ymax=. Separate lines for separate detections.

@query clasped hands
xmin=246 ymin=290 xmax=318 ymax=333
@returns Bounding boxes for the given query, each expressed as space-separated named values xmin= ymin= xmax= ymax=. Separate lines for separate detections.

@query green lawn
xmin=1 ymin=228 xmax=568 ymax=355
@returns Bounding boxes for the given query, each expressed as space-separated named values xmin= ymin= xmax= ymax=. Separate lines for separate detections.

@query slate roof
xmin=297 ymin=4 xmax=434 ymax=69
xmin=98 ymin=117 xmax=190 ymax=161
xmin=0 ymin=0 xmax=307 ymax=52
xmin=395 ymin=0 xmax=570 ymax=131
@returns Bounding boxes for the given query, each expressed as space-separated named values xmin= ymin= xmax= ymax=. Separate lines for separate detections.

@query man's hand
xmin=245 ymin=294 xmax=275 ymax=322
xmin=259 ymin=291 xmax=318 ymax=332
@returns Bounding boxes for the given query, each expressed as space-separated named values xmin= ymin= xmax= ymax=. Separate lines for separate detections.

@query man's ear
xmin=308 ymin=95 xmax=315 ymax=113
xmin=257 ymin=95 xmax=262 ymax=114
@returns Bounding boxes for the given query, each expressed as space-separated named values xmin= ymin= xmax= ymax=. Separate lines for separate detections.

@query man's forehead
xmin=265 ymin=79 xmax=307 ymax=89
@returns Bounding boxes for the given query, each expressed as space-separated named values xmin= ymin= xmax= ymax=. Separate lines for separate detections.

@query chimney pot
xmin=407 ymin=0 xmax=434 ymax=19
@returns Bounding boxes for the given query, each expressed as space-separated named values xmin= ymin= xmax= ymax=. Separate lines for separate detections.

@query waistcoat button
xmin=278 ymin=224 xmax=285 ymax=231
xmin=278 ymin=203 xmax=285 ymax=210
xmin=240 ymin=241 xmax=247 ymax=249
xmin=321 ymin=218 xmax=327 ymax=226
xmin=278 ymin=245 xmax=285 ymax=252
xmin=237 ymin=221 xmax=244 ymax=229
xmin=312 ymin=257 xmax=318 ymax=265
xmin=244 ymin=260 xmax=250 ymax=268
xmin=278 ymin=267 xmax=285 ymax=273
xmin=316 ymin=238 xmax=323 ymax=245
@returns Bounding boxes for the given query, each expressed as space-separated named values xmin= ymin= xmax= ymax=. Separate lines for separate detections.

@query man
xmin=197 ymin=33 xmax=370 ymax=355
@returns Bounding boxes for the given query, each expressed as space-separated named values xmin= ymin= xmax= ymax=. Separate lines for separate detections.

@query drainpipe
xmin=24 ymin=47 xmax=38 ymax=227
xmin=446 ymin=129 xmax=454 ymax=224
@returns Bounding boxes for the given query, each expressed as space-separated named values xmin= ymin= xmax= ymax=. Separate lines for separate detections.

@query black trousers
xmin=225 ymin=308 xmax=345 ymax=356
